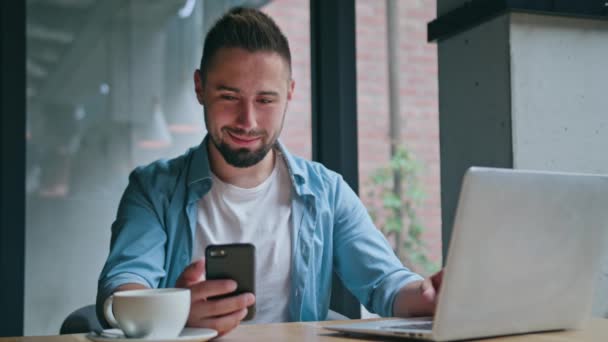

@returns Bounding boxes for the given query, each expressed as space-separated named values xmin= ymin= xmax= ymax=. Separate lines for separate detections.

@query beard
xmin=210 ymin=127 xmax=278 ymax=168
xmin=203 ymin=103 xmax=287 ymax=168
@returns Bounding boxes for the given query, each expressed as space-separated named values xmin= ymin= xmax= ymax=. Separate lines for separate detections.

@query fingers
xmin=190 ymin=279 xmax=238 ymax=302
xmin=191 ymin=293 xmax=255 ymax=318
xmin=420 ymin=278 xmax=437 ymax=303
xmin=186 ymin=293 xmax=254 ymax=336
xmin=193 ymin=308 xmax=248 ymax=336
xmin=420 ymin=269 xmax=445 ymax=304
xmin=176 ymin=258 xmax=206 ymax=288
xmin=431 ymin=269 xmax=443 ymax=291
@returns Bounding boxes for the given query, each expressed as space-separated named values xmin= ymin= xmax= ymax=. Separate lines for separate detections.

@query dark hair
xmin=199 ymin=7 xmax=292 ymax=82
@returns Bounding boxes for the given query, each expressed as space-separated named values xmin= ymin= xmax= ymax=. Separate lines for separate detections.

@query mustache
xmin=223 ymin=127 xmax=266 ymax=137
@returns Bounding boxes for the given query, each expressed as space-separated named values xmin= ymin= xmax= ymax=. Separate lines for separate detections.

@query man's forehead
xmin=206 ymin=47 xmax=290 ymax=78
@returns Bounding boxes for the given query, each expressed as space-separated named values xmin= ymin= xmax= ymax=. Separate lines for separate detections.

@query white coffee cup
xmin=103 ymin=288 xmax=190 ymax=339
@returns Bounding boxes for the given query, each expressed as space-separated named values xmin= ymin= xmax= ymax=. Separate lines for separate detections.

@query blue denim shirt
xmin=97 ymin=138 xmax=422 ymax=322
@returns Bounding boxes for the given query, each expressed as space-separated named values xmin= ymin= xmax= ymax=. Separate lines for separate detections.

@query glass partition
xmin=25 ymin=0 xmax=310 ymax=334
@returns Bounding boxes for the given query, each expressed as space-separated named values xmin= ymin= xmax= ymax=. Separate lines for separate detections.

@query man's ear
xmin=193 ymin=70 xmax=204 ymax=105
xmin=287 ymin=79 xmax=295 ymax=101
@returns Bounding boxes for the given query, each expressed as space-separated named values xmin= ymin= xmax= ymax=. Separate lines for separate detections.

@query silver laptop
xmin=326 ymin=167 xmax=608 ymax=341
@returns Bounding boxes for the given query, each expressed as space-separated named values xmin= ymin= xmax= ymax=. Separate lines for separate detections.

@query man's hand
xmin=420 ymin=268 xmax=443 ymax=304
xmin=393 ymin=269 xmax=444 ymax=317
xmin=176 ymin=258 xmax=255 ymax=336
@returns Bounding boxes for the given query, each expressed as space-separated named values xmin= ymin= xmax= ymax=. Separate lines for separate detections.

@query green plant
xmin=366 ymin=145 xmax=439 ymax=276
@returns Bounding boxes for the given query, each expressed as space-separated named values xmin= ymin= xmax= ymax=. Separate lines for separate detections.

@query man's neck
xmin=207 ymin=140 xmax=276 ymax=189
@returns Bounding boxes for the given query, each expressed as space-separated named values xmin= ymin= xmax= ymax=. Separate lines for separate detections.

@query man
xmin=97 ymin=7 xmax=442 ymax=337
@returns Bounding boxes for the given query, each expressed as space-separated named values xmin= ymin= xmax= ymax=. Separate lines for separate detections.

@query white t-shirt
xmin=192 ymin=153 xmax=293 ymax=323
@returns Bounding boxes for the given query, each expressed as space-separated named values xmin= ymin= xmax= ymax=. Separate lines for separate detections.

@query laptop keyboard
xmin=382 ymin=322 xmax=433 ymax=331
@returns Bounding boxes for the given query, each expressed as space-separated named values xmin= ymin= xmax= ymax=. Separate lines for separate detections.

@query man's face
xmin=194 ymin=48 xmax=294 ymax=168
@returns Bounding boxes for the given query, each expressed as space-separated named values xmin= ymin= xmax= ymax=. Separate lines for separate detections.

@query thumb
xmin=176 ymin=258 xmax=205 ymax=287
xmin=420 ymin=279 xmax=437 ymax=303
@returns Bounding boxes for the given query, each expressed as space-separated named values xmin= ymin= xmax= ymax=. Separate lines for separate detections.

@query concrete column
xmin=434 ymin=1 xmax=608 ymax=317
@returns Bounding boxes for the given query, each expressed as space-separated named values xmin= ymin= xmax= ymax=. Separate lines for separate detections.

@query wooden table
xmin=3 ymin=318 xmax=607 ymax=341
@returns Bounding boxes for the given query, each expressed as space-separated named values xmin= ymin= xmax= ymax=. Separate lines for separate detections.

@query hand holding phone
xmin=175 ymin=246 xmax=256 ymax=335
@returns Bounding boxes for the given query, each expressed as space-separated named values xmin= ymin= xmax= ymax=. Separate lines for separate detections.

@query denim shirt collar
xmin=185 ymin=137 xmax=213 ymax=205
xmin=185 ymin=135 xmax=313 ymax=204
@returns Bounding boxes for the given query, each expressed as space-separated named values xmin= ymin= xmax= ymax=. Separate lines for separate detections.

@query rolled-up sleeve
xmin=332 ymin=175 xmax=423 ymax=317
xmin=96 ymin=169 xmax=168 ymax=324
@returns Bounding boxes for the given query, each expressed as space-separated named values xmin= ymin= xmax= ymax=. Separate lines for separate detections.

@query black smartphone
xmin=205 ymin=243 xmax=256 ymax=321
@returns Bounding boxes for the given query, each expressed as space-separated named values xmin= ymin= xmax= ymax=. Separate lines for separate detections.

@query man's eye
xmin=258 ymin=98 xmax=273 ymax=104
xmin=221 ymin=94 xmax=237 ymax=101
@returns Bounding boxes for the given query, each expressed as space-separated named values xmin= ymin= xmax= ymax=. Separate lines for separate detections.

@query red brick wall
xmin=262 ymin=1 xmax=312 ymax=160
xmin=264 ymin=0 xmax=441 ymax=268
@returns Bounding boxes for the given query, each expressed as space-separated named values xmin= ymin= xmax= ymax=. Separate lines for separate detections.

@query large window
xmin=24 ymin=0 xmax=440 ymax=332
xmin=355 ymin=0 xmax=441 ymax=280
xmin=24 ymin=0 xmax=310 ymax=335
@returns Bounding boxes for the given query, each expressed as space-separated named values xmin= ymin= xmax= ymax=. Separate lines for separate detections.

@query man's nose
xmin=236 ymin=100 xmax=256 ymax=129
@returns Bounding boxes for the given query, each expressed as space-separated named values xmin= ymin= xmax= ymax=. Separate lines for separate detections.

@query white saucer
xmin=86 ymin=328 xmax=218 ymax=342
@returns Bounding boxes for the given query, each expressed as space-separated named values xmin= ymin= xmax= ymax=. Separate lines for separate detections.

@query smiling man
xmin=97 ymin=7 xmax=442 ymax=337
